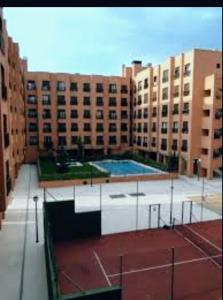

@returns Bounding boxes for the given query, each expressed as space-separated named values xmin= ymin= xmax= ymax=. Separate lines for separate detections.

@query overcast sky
xmin=4 ymin=7 xmax=222 ymax=75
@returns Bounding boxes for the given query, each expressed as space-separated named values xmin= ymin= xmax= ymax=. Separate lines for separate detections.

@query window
xmin=153 ymin=76 xmax=157 ymax=86
xmin=182 ymin=121 xmax=188 ymax=133
xmin=162 ymin=70 xmax=169 ymax=83
xmin=143 ymin=137 xmax=148 ymax=146
xmin=121 ymin=110 xmax=128 ymax=119
xmin=174 ymin=86 xmax=179 ymax=97
xmin=152 ymin=107 xmax=157 ymax=117
xmin=109 ymin=123 xmax=117 ymax=132
xmin=161 ymin=122 xmax=168 ymax=134
xmin=84 ymin=123 xmax=91 ymax=131
xmin=57 ymin=81 xmax=66 ymax=91
xmin=84 ymin=136 xmax=91 ymax=144
xmin=43 ymin=123 xmax=51 ymax=133
xmin=83 ymin=110 xmax=91 ymax=118
xmin=162 ymin=105 xmax=168 ymax=116
xmin=96 ymin=97 xmax=103 ymax=106
xmin=138 ymin=81 xmax=142 ymax=91
xmin=121 ymin=135 xmax=128 ymax=143
xmin=137 ymin=109 xmax=142 ymax=119
xmin=96 ymin=110 xmax=103 ymax=119
xmin=184 ymin=63 xmax=191 ymax=76
xmin=109 ymin=111 xmax=117 ymax=120
xmin=162 ymin=88 xmax=168 ymax=100
xmin=143 ymin=123 xmax=148 ymax=133
xmin=57 ymin=109 xmax=66 ymax=119
xmin=151 ymin=137 xmax=156 ymax=147
xmin=28 ymin=109 xmax=37 ymax=118
xmin=174 ymin=67 xmax=180 ymax=79
xmin=96 ymin=136 xmax=104 ymax=145
xmin=144 ymin=93 xmax=148 ymax=104
xmin=44 ymin=136 xmax=52 ymax=147
xmin=70 ymin=96 xmax=78 ymax=105
xmin=137 ymin=123 xmax=142 ymax=132
xmin=121 ymin=98 xmax=128 ymax=106
xmin=96 ymin=83 xmax=103 ymax=93
xmin=216 ymin=63 xmax=220 ymax=69
xmin=83 ymin=83 xmax=91 ymax=92
xmin=173 ymin=121 xmax=178 ymax=133
xmin=83 ymin=97 xmax=90 ymax=105
xmin=27 ymin=80 xmax=36 ymax=90
xmin=58 ymin=136 xmax=66 ymax=146
xmin=96 ymin=123 xmax=104 ymax=132
xmin=71 ymin=123 xmax=78 ymax=131
xmin=1 ymin=64 xmax=7 ymax=99
xmin=70 ymin=82 xmax=78 ymax=91
xmin=29 ymin=136 xmax=38 ymax=145
xmin=152 ymin=92 xmax=157 ymax=101
xmin=57 ymin=123 xmax=66 ymax=132
xmin=172 ymin=139 xmax=178 ymax=150
xmin=71 ymin=136 xmax=78 ymax=144
xmin=161 ymin=139 xmax=167 ymax=150
xmin=57 ymin=95 xmax=66 ymax=105
xmin=121 ymin=85 xmax=128 ymax=94
xmin=182 ymin=102 xmax=189 ymax=114
xmin=27 ymin=95 xmax=37 ymax=104
xmin=121 ymin=123 xmax=128 ymax=131
xmin=137 ymin=95 xmax=142 ymax=105
xmin=109 ymin=136 xmax=117 ymax=145
xmin=42 ymin=95 xmax=51 ymax=105
xmin=204 ymin=89 xmax=211 ymax=97
xmin=143 ymin=108 xmax=148 ymax=118
xmin=70 ymin=110 xmax=78 ymax=118
xmin=109 ymin=97 xmax=116 ymax=106
xmin=42 ymin=81 xmax=50 ymax=91
xmin=173 ymin=104 xmax=179 ymax=114
xmin=137 ymin=136 xmax=141 ymax=146
xmin=181 ymin=140 xmax=188 ymax=151
xmin=28 ymin=123 xmax=38 ymax=132
xmin=109 ymin=84 xmax=117 ymax=93
xmin=43 ymin=109 xmax=51 ymax=119
xmin=183 ymin=83 xmax=190 ymax=96
xmin=144 ymin=79 xmax=148 ymax=89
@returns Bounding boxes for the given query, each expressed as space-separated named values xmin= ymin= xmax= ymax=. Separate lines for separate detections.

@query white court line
xmin=107 ymin=254 xmax=222 ymax=278
xmin=174 ymin=228 xmax=222 ymax=269
xmin=93 ymin=251 xmax=112 ymax=287
xmin=178 ymin=223 xmax=222 ymax=251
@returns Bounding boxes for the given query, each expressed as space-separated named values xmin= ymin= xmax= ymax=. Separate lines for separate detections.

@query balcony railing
xmin=57 ymin=100 xmax=66 ymax=105
xmin=174 ymin=73 xmax=180 ymax=79
xmin=173 ymin=92 xmax=179 ymax=98
xmin=4 ymin=133 xmax=10 ymax=148
xmin=151 ymin=142 xmax=156 ymax=147
xmin=161 ymin=144 xmax=167 ymax=151
xmin=162 ymin=111 xmax=168 ymax=117
xmin=162 ymin=77 xmax=168 ymax=83
xmin=172 ymin=110 xmax=179 ymax=115
xmin=43 ymin=114 xmax=51 ymax=119
xmin=143 ymin=128 xmax=148 ymax=133
xmin=183 ymin=70 xmax=191 ymax=77
xmin=182 ymin=108 xmax=189 ymax=114
xmin=43 ymin=128 xmax=52 ymax=133
xmin=183 ymin=90 xmax=190 ymax=96
xmin=172 ymin=128 xmax=178 ymax=133
xmin=161 ymin=128 xmax=168 ymax=134
xmin=182 ymin=128 xmax=189 ymax=134
xmin=181 ymin=145 xmax=188 ymax=152
xmin=57 ymin=127 xmax=66 ymax=132
xmin=143 ymin=142 xmax=148 ymax=147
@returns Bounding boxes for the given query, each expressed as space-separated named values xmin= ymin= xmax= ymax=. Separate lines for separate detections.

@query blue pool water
xmin=92 ymin=160 xmax=160 ymax=176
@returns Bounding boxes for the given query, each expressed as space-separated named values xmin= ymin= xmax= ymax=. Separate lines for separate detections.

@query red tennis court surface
xmin=54 ymin=219 xmax=222 ymax=300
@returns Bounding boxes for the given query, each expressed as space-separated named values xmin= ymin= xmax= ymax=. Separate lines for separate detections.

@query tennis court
xmin=53 ymin=219 xmax=222 ymax=300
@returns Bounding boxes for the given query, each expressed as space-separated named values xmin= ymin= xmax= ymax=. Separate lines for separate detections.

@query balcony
xmin=96 ymin=141 xmax=104 ymax=145
xmin=183 ymin=90 xmax=190 ymax=96
xmin=162 ymin=77 xmax=168 ymax=83
xmin=43 ymin=128 xmax=52 ymax=133
xmin=4 ymin=133 xmax=10 ymax=148
xmin=183 ymin=70 xmax=191 ymax=77
xmin=43 ymin=114 xmax=51 ymax=119
xmin=173 ymin=92 xmax=179 ymax=98
xmin=162 ymin=94 xmax=168 ymax=100
xmin=161 ymin=144 xmax=167 ymax=151
xmin=172 ymin=109 xmax=179 ymax=115
xmin=182 ymin=108 xmax=189 ymax=114
xmin=6 ymin=177 xmax=12 ymax=196
xmin=96 ymin=127 xmax=104 ymax=132
xmin=161 ymin=128 xmax=167 ymax=134
xmin=151 ymin=142 xmax=156 ymax=147
xmin=121 ymin=88 xmax=128 ymax=94
xmin=57 ymin=127 xmax=66 ymax=132
xmin=57 ymin=100 xmax=66 ymax=105
xmin=96 ymin=101 xmax=104 ymax=106
xmin=121 ymin=101 xmax=128 ymax=107
xmin=96 ymin=88 xmax=104 ymax=93
xmin=181 ymin=145 xmax=188 ymax=152
xmin=182 ymin=128 xmax=189 ymax=134
xmin=44 ymin=141 xmax=53 ymax=148
xmin=143 ymin=142 xmax=148 ymax=147
xmin=172 ymin=128 xmax=178 ymax=133
xmin=2 ymin=85 xmax=7 ymax=100
xmin=172 ymin=144 xmax=177 ymax=151
xmin=162 ymin=111 xmax=168 ymax=117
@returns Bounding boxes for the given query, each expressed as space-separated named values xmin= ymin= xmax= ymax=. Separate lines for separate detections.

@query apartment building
xmin=123 ymin=49 xmax=222 ymax=179
xmin=0 ymin=8 xmax=26 ymax=228
xmin=24 ymin=72 xmax=130 ymax=162
xmin=0 ymin=8 xmax=222 ymax=228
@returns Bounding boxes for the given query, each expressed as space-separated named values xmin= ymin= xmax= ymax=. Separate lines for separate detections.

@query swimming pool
xmin=91 ymin=160 xmax=162 ymax=176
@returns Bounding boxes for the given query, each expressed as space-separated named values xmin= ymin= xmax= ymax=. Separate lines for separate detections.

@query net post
xmin=170 ymin=247 xmax=175 ymax=300
xmin=181 ymin=201 xmax=184 ymax=224
xmin=43 ymin=187 xmax=46 ymax=202
xmin=189 ymin=201 xmax=193 ymax=224
xmin=172 ymin=217 xmax=176 ymax=229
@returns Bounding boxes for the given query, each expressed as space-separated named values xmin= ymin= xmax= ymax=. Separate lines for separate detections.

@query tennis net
xmin=173 ymin=219 xmax=222 ymax=268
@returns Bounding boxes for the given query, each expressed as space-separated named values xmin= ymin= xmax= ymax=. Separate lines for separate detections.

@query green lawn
xmin=38 ymin=158 xmax=110 ymax=181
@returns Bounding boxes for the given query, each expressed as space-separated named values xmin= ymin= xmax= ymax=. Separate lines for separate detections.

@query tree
xmin=56 ymin=146 xmax=69 ymax=173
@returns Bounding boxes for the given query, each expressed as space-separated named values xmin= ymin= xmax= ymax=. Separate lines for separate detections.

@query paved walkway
xmin=0 ymin=164 xmax=222 ymax=299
